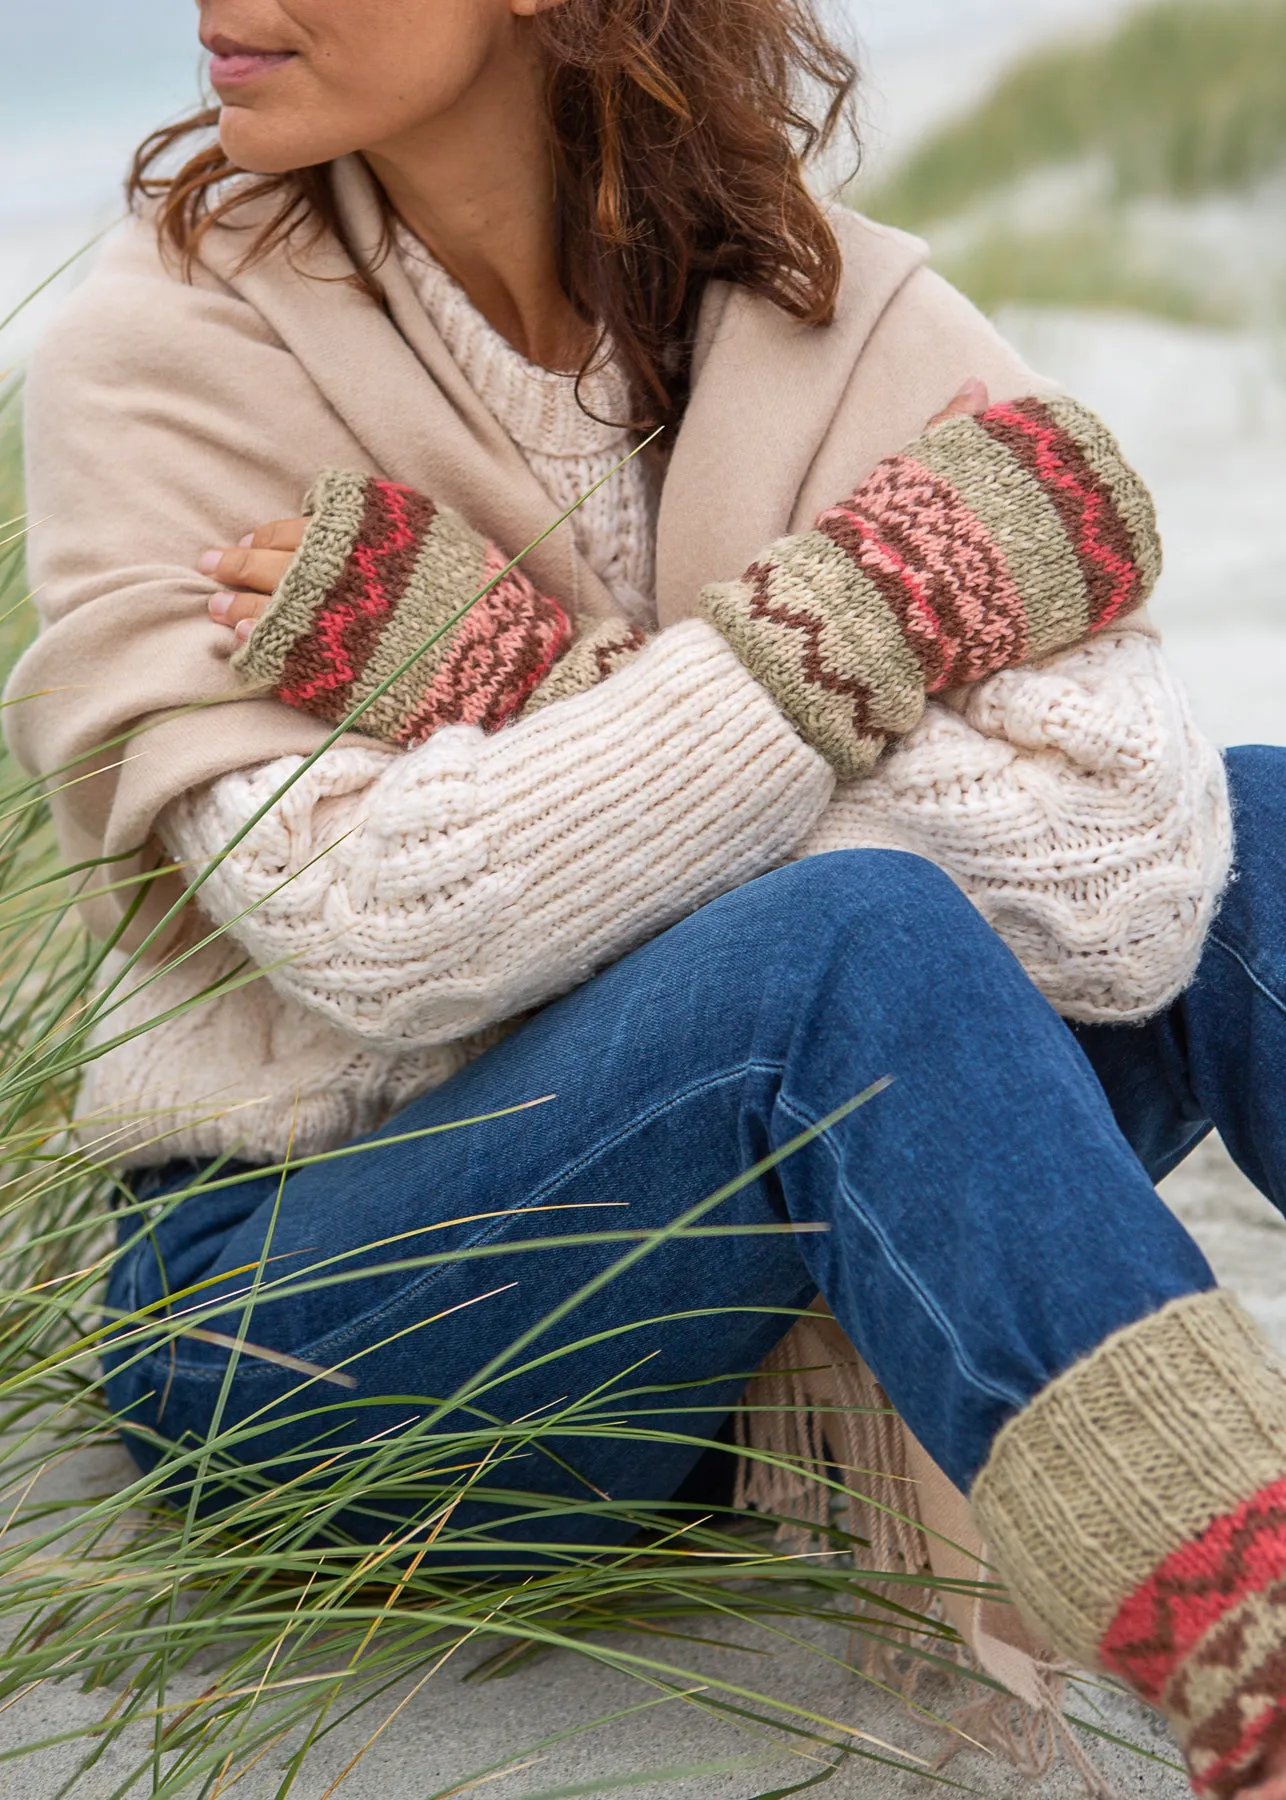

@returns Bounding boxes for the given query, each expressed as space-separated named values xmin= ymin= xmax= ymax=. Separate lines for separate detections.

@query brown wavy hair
xmin=128 ymin=0 xmax=859 ymax=432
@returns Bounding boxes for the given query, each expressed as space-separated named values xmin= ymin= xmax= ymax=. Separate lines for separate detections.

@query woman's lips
xmin=208 ymin=48 xmax=297 ymax=87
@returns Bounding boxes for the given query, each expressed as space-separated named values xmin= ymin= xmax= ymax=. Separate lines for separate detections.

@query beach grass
xmin=856 ymin=0 xmax=1286 ymax=326
xmin=923 ymin=220 xmax=1236 ymax=327
xmin=868 ymin=0 xmax=1286 ymax=231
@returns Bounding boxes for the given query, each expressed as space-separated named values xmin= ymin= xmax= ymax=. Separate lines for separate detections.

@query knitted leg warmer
xmin=971 ymin=1291 xmax=1286 ymax=1798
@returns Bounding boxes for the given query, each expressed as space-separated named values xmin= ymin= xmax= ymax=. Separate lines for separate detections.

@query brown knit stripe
xmin=971 ymin=1291 xmax=1286 ymax=1672
xmin=1042 ymin=393 xmax=1164 ymax=606
xmin=232 ymin=468 xmax=370 ymax=694
xmin=1164 ymin=1579 xmax=1286 ymax=1797
xmin=752 ymin=530 xmax=937 ymax=735
xmin=523 ymin=618 xmax=647 ymax=715
xmin=817 ymin=454 xmax=1029 ymax=692
xmin=592 ymin=625 xmax=648 ymax=680
xmin=980 ymin=398 xmax=1144 ymax=635
xmin=815 ymin=491 xmax=949 ymax=693
xmin=348 ymin=505 xmax=493 ymax=741
xmin=275 ymin=477 xmax=438 ymax=726
xmin=699 ymin=528 xmax=922 ymax=779
xmin=913 ymin=419 xmax=1091 ymax=661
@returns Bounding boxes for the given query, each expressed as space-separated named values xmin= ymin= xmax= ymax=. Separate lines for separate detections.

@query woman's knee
xmin=753 ymin=850 xmax=987 ymax=948
xmin=709 ymin=851 xmax=1017 ymax=1016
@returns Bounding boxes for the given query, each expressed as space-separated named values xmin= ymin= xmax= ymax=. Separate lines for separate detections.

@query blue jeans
xmin=103 ymin=747 xmax=1286 ymax=1551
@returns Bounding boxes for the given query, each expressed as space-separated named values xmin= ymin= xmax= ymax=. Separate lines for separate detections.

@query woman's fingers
xmin=198 ymin=544 xmax=294 ymax=595
xmin=928 ymin=379 xmax=990 ymax=429
xmin=208 ymin=588 xmax=272 ymax=635
xmin=243 ymin=516 xmax=308 ymax=554
xmin=197 ymin=517 xmax=307 ymax=601
xmin=201 ymin=516 xmax=309 ymax=641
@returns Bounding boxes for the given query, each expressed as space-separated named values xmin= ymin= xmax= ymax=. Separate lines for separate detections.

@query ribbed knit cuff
xmin=232 ymin=470 xmax=574 ymax=744
xmin=971 ymin=1291 xmax=1286 ymax=1797
xmin=696 ymin=395 xmax=1162 ymax=781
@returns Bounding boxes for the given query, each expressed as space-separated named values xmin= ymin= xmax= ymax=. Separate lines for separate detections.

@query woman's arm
xmin=798 ymin=626 xmax=1232 ymax=1022
xmin=160 ymin=622 xmax=834 ymax=1049
xmin=214 ymin=394 xmax=1162 ymax=781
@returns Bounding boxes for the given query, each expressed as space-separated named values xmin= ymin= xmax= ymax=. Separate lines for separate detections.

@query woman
xmin=7 ymin=0 xmax=1286 ymax=1792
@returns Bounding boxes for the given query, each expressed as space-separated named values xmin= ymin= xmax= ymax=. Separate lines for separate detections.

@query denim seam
xmin=147 ymin=1058 xmax=788 ymax=1384
xmin=774 ymin=1090 xmax=1031 ymax=1413
xmin=1207 ymin=928 xmax=1286 ymax=1020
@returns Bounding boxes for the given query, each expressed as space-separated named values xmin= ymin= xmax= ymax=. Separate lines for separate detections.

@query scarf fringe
xmin=733 ymin=1318 xmax=1118 ymax=1798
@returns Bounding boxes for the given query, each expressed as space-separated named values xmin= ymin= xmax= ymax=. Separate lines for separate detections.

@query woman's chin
xmin=216 ymin=113 xmax=345 ymax=177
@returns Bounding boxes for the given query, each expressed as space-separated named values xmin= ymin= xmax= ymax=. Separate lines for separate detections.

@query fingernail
xmin=235 ymin=619 xmax=253 ymax=644
xmin=963 ymin=378 xmax=989 ymax=404
xmin=209 ymin=591 xmax=232 ymax=619
xmin=197 ymin=550 xmax=222 ymax=575
xmin=239 ymin=533 xmax=254 ymax=548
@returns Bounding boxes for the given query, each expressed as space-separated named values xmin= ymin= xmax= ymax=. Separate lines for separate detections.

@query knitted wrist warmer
xmin=232 ymin=470 xmax=585 ymax=745
xmin=697 ymin=394 xmax=1162 ymax=780
xmin=521 ymin=616 xmax=648 ymax=714
xmin=971 ymin=1291 xmax=1286 ymax=1798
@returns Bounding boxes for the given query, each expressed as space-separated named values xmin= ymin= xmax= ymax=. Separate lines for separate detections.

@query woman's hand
xmin=199 ymin=517 xmax=307 ymax=643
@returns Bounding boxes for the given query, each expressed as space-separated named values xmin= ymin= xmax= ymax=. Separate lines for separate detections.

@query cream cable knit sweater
xmin=74 ymin=262 xmax=1232 ymax=1169
xmin=78 ymin=625 xmax=830 ymax=1165
xmin=394 ymin=224 xmax=661 ymax=627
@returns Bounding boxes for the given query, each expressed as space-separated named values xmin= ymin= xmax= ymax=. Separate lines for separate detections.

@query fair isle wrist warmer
xmin=971 ymin=1291 xmax=1286 ymax=1798
xmin=231 ymin=471 xmax=578 ymax=745
xmin=697 ymin=394 xmax=1163 ymax=780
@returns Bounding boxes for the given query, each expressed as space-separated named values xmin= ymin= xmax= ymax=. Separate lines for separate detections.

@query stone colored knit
xmin=972 ymin=1291 xmax=1286 ymax=1797
xmin=394 ymin=223 xmax=660 ymax=627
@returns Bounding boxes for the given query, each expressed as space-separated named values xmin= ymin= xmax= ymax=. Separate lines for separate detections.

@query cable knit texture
xmin=798 ymin=627 xmax=1231 ymax=1023
xmin=394 ymin=221 xmax=660 ymax=627
xmin=697 ymin=395 xmax=1163 ymax=778
xmin=169 ymin=625 xmax=830 ymax=1048
xmin=971 ymin=1292 xmax=1286 ymax=1798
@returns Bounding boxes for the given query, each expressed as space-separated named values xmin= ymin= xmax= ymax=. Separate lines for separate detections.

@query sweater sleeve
xmin=159 ymin=621 xmax=834 ymax=1049
xmin=796 ymin=625 xmax=1232 ymax=1023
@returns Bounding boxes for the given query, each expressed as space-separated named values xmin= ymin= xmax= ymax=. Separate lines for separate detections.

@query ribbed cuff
xmin=972 ymin=1291 xmax=1286 ymax=1797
